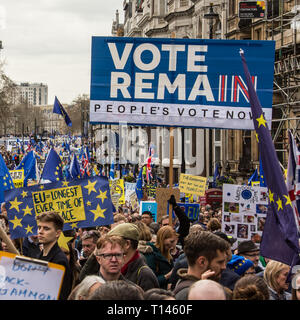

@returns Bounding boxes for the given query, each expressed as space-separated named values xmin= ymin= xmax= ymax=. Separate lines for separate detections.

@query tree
xmin=0 ymin=62 xmax=17 ymax=135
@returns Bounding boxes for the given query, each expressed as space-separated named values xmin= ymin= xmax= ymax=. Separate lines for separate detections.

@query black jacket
xmin=37 ymin=242 xmax=72 ymax=300
xmin=173 ymin=204 xmax=190 ymax=248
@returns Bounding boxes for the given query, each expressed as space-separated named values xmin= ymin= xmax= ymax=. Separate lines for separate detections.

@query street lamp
xmin=204 ymin=3 xmax=219 ymax=39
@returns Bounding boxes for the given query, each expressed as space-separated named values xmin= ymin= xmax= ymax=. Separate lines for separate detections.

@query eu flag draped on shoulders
xmin=240 ymin=49 xmax=300 ymax=268
xmin=40 ymin=148 xmax=63 ymax=183
xmin=5 ymin=176 xmax=114 ymax=239
xmin=53 ymin=96 xmax=72 ymax=127
xmin=0 ymin=154 xmax=15 ymax=203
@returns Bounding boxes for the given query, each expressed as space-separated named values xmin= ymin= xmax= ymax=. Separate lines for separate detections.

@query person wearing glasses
xmin=237 ymin=240 xmax=263 ymax=274
xmin=94 ymin=234 xmax=129 ymax=282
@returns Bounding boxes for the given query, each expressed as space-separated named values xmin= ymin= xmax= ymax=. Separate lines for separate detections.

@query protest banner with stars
xmin=5 ymin=176 xmax=114 ymax=239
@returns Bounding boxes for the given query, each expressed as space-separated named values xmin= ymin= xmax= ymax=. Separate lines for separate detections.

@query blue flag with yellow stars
xmin=5 ymin=176 xmax=114 ymax=239
xmin=53 ymin=96 xmax=72 ymax=127
xmin=240 ymin=49 xmax=300 ymax=267
xmin=0 ymin=154 xmax=15 ymax=203
xmin=40 ymin=148 xmax=63 ymax=182
xmin=135 ymin=167 xmax=143 ymax=201
xmin=248 ymin=168 xmax=259 ymax=186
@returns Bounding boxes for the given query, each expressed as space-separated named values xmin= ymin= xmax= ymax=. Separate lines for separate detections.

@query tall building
xmin=16 ymin=82 xmax=48 ymax=106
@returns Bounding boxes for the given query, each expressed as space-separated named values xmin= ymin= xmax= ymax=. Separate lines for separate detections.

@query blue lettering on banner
xmin=90 ymin=37 xmax=275 ymax=130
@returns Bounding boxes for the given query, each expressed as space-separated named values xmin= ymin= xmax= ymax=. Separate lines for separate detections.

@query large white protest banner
xmin=221 ymin=184 xmax=268 ymax=247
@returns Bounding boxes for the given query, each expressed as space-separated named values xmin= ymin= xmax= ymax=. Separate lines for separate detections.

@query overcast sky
xmin=0 ymin=0 xmax=124 ymax=105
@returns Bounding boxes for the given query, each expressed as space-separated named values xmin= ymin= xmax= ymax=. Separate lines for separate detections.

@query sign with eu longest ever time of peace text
xmin=90 ymin=36 xmax=275 ymax=130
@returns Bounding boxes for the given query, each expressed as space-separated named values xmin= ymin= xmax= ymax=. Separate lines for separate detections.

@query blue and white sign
xmin=140 ymin=201 xmax=157 ymax=222
xmin=90 ymin=37 xmax=275 ymax=130
xmin=167 ymin=202 xmax=200 ymax=221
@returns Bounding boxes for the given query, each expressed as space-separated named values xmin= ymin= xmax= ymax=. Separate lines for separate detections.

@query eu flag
xmin=109 ymin=160 xmax=115 ymax=180
xmin=5 ymin=176 xmax=114 ymax=239
xmin=248 ymin=168 xmax=259 ymax=186
xmin=240 ymin=49 xmax=300 ymax=267
xmin=53 ymin=96 xmax=72 ymax=127
xmin=40 ymin=148 xmax=63 ymax=183
xmin=69 ymin=153 xmax=81 ymax=179
xmin=259 ymin=156 xmax=267 ymax=187
xmin=135 ymin=167 xmax=143 ymax=201
xmin=212 ymin=163 xmax=220 ymax=188
xmin=0 ymin=154 xmax=15 ymax=203
xmin=16 ymin=151 xmax=37 ymax=187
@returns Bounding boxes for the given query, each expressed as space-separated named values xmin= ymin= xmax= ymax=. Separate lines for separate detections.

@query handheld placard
xmin=0 ymin=251 xmax=65 ymax=300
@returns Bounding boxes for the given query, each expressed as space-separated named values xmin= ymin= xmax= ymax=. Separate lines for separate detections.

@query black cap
xmin=237 ymin=240 xmax=259 ymax=254
xmin=213 ymin=231 xmax=237 ymax=245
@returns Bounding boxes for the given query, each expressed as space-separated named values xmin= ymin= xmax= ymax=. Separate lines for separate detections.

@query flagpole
xmin=169 ymin=127 xmax=174 ymax=226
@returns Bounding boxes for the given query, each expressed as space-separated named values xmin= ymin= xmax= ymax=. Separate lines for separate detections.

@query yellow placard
xmin=109 ymin=179 xmax=125 ymax=205
xmin=9 ymin=169 xmax=24 ymax=188
xmin=32 ymin=185 xmax=85 ymax=223
xmin=179 ymin=174 xmax=207 ymax=196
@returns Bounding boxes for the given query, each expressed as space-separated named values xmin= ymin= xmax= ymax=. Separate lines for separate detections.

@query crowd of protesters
xmin=0 ymin=143 xmax=300 ymax=301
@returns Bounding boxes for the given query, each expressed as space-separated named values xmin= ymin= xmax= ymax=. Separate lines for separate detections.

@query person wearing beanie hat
xmin=227 ymin=254 xmax=254 ymax=276
xmin=107 ymin=223 xmax=159 ymax=291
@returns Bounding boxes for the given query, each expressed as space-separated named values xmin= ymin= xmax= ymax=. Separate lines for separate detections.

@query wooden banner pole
xmin=169 ymin=127 xmax=174 ymax=226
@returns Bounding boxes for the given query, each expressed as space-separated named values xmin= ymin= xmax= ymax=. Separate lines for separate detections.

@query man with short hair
xmin=141 ymin=211 xmax=153 ymax=226
xmin=80 ymin=230 xmax=100 ymax=267
xmin=237 ymin=240 xmax=263 ymax=273
xmin=36 ymin=211 xmax=72 ymax=300
xmin=94 ymin=235 xmax=127 ymax=281
xmin=187 ymin=279 xmax=227 ymax=300
xmin=108 ymin=223 xmax=159 ymax=291
xmin=173 ymin=230 xmax=229 ymax=300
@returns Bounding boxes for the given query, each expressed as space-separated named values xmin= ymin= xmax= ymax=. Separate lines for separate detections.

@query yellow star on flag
xmin=70 ymin=222 xmax=78 ymax=229
xmin=23 ymin=205 xmax=33 ymax=216
xmin=84 ymin=180 xmax=97 ymax=195
xmin=96 ymin=190 xmax=107 ymax=203
xmin=276 ymin=197 xmax=283 ymax=211
xmin=268 ymin=189 xmax=274 ymax=203
xmin=40 ymin=185 xmax=44 ymax=190
xmin=21 ymin=190 xmax=28 ymax=198
xmin=9 ymin=216 xmax=23 ymax=229
xmin=58 ymin=233 xmax=74 ymax=252
xmin=255 ymin=132 xmax=259 ymax=143
xmin=256 ymin=114 xmax=267 ymax=128
xmin=86 ymin=201 xmax=91 ymax=206
xmin=62 ymin=181 xmax=69 ymax=187
xmin=25 ymin=225 xmax=34 ymax=234
xmin=283 ymin=195 xmax=293 ymax=208
xmin=9 ymin=197 xmax=23 ymax=212
xmin=90 ymin=204 xmax=106 ymax=222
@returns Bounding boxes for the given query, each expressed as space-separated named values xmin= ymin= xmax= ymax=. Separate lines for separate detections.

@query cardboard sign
xmin=179 ymin=174 xmax=207 ymax=196
xmin=221 ymin=184 xmax=268 ymax=247
xmin=155 ymin=188 xmax=180 ymax=223
xmin=0 ymin=251 xmax=65 ymax=300
xmin=9 ymin=170 xmax=24 ymax=188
